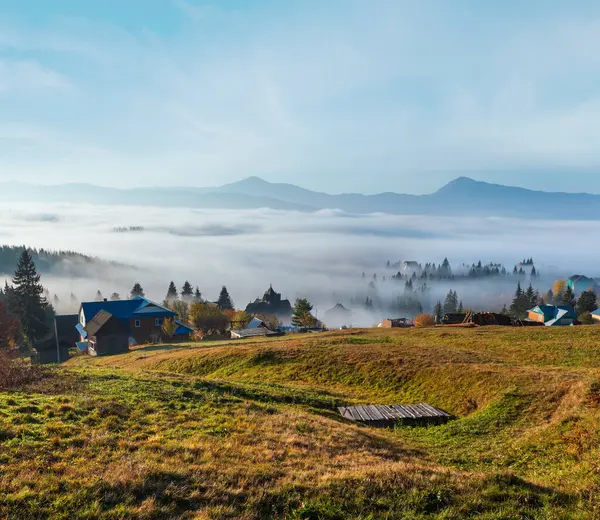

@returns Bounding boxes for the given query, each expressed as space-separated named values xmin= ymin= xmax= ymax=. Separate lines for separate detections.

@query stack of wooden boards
xmin=338 ymin=403 xmax=454 ymax=427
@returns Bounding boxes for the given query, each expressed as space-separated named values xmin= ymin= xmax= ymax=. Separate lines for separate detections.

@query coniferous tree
xmin=531 ymin=266 xmax=537 ymax=278
xmin=110 ymin=292 xmax=120 ymax=301
xmin=194 ymin=287 xmax=202 ymax=303
xmin=458 ymin=300 xmax=464 ymax=313
xmin=443 ymin=290 xmax=458 ymax=314
xmin=166 ymin=281 xmax=178 ymax=301
xmin=95 ymin=290 xmax=103 ymax=301
xmin=545 ymin=289 xmax=554 ymax=306
xmin=576 ymin=290 xmax=597 ymax=317
xmin=70 ymin=292 xmax=78 ymax=307
xmin=181 ymin=281 xmax=194 ymax=302
xmin=53 ymin=294 xmax=60 ymax=309
xmin=501 ymin=303 xmax=509 ymax=315
xmin=434 ymin=301 xmax=443 ymax=323
xmin=217 ymin=286 xmax=234 ymax=311
xmin=509 ymin=282 xmax=529 ymax=319
xmin=562 ymin=286 xmax=576 ymax=309
xmin=12 ymin=249 xmax=49 ymax=341
xmin=130 ymin=283 xmax=145 ymax=299
xmin=292 ymin=298 xmax=315 ymax=328
xmin=525 ymin=284 xmax=537 ymax=309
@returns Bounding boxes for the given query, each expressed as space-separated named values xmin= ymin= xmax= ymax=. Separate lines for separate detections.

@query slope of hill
xmin=1 ymin=176 xmax=600 ymax=219
xmin=0 ymin=245 xmax=126 ymax=277
xmin=1 ymin=327 xmax=592 ymax=518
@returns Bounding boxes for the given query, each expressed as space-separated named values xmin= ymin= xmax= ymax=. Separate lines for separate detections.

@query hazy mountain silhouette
xmin=1 ymin=176 xmax=599 ymax=219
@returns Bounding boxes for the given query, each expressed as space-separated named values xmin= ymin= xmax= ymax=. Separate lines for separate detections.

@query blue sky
xmin=2 ymin=1 xmax=600 ymax=194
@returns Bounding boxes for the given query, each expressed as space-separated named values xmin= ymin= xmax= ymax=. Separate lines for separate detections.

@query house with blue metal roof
xmin=78 ymin=296 xmax=178 ymax=347
xmin=527 ymin=305 xmax=577 ymax=326
xmin=567 ymin=275 xmax=598 ymax=295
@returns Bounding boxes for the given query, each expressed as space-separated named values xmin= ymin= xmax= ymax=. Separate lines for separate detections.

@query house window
xmin=135 ymin=320 xmax=141 ymax=328
xmin=155 ymin=318 xmax=162 ymax=326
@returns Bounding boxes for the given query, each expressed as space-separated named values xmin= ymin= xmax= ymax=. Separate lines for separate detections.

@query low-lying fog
xmin=0 ymin=203 xmax=594 ymax=325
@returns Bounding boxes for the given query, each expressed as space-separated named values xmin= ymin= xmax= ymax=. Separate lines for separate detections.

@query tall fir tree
xmin=166 ymin=281 xmax=178 ymax=301
xmin=509 ymin=282 xmax=529 ymax=319
xmin=217 ymin=286 xmax=234 ymax=311
xmin=181 ymin=281 xmax=194 ymax=301
xmin=95 ymin=290 xmax=103 ymax=301
xmin=130 ymin=283 xmax=145 ymax=299
xmin=576 ymin=290 xmax=597 ymax=317
xmin=525 ymin=284 xmax=537 ymax=309
xmin=433 ymin=301 xmax=443 ymax=323
xmin=110 ymin=292 xmax=121 ymax=301
xmin=562 ymin=286 xmax=576 ymax=309
xmin=12 ymin=249 xmax=49 ymax=341
xmin=194 ymin=287 xmax=202 ymax=303
xmin=443 ymin=290 xmax=458 ymax=314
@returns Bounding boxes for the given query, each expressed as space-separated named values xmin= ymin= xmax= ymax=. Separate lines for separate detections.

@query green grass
xmin=1 ymin=327 xmax=600 ymax=518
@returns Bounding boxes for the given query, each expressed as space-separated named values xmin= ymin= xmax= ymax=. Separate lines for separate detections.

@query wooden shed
xmin=85 ymin=310 xmax=130 ymax=356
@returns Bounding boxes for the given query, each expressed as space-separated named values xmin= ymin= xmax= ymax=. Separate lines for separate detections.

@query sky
xmin=2 ymin=1 xmax=600 ymax=194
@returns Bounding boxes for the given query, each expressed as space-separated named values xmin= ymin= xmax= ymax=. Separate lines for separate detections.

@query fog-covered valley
xmin=0 ymin=203 xmax=594 ymax=325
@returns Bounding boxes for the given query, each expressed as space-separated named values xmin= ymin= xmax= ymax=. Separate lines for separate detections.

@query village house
xmin=527 ymin=305 xmax=577 ymax=326
xmin=85 ymin=310 xmax=130 ymax=356
xmin=76 ymin=296 xmax=177 ymax=348
xmin=32 ymin=314 xmax=80 ymax=364
xmin=323 ymin=303 xmax=352 ymax=328
xmin=567 ymin=275 xmax=597 ymax=295
xmin=245 ymin=285 xmax=293 ymax=319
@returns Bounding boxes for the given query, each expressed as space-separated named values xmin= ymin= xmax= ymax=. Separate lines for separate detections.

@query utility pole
xmin=54 ymin=317 xmax=60 ymax=364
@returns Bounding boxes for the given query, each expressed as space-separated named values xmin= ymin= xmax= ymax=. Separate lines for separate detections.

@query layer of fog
xmin=0 ymin=203 xmax=595 ymax=326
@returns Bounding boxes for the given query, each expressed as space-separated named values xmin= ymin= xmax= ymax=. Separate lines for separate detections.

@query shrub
xmin=0 ymin=351 xmax=47 ymax=391
xmin=414 ymin=314 xmax=435 ymax=328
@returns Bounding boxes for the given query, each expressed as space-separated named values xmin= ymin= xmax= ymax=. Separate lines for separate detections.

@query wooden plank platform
xmin=338 ymin=403 xmax=454 ymax=427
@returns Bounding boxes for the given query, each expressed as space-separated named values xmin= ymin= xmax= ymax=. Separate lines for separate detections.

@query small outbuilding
xmin=85 ymin=310 xmax=130 ymax=356
xmin=379 ymin=318 xmax=412 ymax=328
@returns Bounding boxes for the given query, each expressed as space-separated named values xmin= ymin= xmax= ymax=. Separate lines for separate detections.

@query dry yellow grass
xmin=2 ymin=326 xmax=599 ymax=518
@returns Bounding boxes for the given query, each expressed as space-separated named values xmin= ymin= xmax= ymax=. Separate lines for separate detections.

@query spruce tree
xmin=576 ymin=290 xmax=597 ymax=317
xmin=458 ymin=300 xmax=464 ymax=313
xmin=562 ymin=286 xmax=576 ymax=309
xmin=181 ymin=281 xmax=194 ymax=301
xmin=525 ymin=284 xmax=536 ymax=309
xmin=443 ymin=290 xmax=458 ymax=314
xmin=434 ymin=301 xmax=443 ymax=323
xmin=194 ymin=287 xmax=202 ymax=303
xmin=110 ymin=292 xmax=120 ymax=301
xmin=12 ymin=249 xmax=49 ymax=341
xmin=95 ymin=290 xmax=103 ymax=301
xmin=166 ymin=281 xmax=178 ymax=301
xmin=292 ymin=298 xmax=315 ymax=328
xmin=130 ymin=283 xmax=145 ymax=299
xmin=509 ymin=282 xmax=529 ymax=319
xmin=217 ymin=286 xmax=234 ymax=311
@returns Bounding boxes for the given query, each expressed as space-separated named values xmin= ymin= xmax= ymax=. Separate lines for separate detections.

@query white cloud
xmin=0 ymin=60 xmax=70 ymax=92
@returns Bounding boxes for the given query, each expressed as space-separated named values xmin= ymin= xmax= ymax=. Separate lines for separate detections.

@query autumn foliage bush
xmin=414 ymin=313 xmax=435 ymax=328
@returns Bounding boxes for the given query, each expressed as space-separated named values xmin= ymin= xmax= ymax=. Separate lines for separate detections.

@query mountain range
xmin=0 ymin=176 xmax=598 ymax=220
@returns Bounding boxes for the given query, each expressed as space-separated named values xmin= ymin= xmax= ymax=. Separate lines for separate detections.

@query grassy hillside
xmin=2 ymin=327 xmax=600 ymax=518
